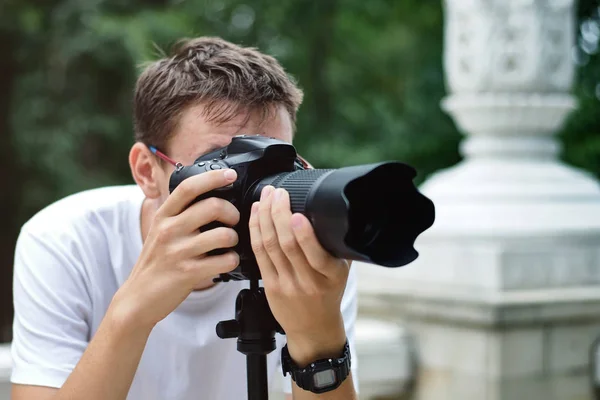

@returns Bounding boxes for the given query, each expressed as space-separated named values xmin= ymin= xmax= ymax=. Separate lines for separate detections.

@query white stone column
xmin=356 ymin=0 xmax=600 ymax=399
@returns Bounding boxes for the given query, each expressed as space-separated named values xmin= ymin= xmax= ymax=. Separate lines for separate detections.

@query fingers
xmin=249 ymin=201 xmax=278 ymax=281
xmin=257 ymin=186 xmax=294 ymax=279
xmin=270 ymin=189 xmax=319 ymax=281
xmin=179 ymin=227 xmax=239 ymax=258
xmin=290 ymin=213 xmax=338 ymax=277
xmin=185 ymin=251 xmax=240 ymax=284
xmin=177 ymin=197 xmax=240 ymax=233
xmin=249 ymin=185 xmax=343 ymax=284
xmin=158 ymin=169 xmax=238 ymax=218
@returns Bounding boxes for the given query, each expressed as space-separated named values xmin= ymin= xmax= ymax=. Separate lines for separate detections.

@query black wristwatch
xmin=281 ymin=340 xmax=351 ymax=394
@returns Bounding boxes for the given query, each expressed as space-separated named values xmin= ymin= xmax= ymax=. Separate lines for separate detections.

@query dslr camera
xmin=169 ymin=135 xmax=435 ymax=282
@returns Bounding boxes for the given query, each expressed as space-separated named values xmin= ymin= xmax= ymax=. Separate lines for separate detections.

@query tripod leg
xmin=246 ymin=354 xmax=269 ymax=400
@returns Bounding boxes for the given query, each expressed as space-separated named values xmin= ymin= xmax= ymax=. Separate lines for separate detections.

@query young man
xmin=10 ymin=37 xmax=358 ymax=399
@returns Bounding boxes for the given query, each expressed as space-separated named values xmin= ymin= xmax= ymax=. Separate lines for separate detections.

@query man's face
xmin=154 ymin=102 xmax=294 ymax=204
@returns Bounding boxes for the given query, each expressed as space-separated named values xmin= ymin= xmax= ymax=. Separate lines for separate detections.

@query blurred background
xmin=0 ymin=0 xmax=599 ymax=399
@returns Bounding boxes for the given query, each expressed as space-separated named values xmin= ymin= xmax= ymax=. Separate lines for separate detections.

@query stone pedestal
xmin=357 ymin=278 xmax=600 ymax=400
xmin=353 ymin=319 xmax=415 ymax=399
xmin=357 ymin=0 xmax=600 ymax=399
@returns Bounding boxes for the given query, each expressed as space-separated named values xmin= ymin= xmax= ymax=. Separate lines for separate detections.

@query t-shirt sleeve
xmin=279 ymin=266 xmax=360 ymax=395
xmin=11 ymin=227 xmax=92 ymax=389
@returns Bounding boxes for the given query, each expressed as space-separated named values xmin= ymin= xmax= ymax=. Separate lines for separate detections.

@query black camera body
xmin=169 ymin=135 xmax=305 ymax=281
xmin=169 ymin=134 xmax=435 ymax=282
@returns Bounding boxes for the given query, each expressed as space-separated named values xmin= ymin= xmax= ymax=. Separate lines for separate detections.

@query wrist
xmin=285 ymin=319 xmax=347 ymax=367
xmin=108 ymin=287 xmax=156 ymax=336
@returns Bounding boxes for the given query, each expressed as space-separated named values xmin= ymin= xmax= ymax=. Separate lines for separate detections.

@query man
xmin=10 ymin=37 xmax=358 ymax=399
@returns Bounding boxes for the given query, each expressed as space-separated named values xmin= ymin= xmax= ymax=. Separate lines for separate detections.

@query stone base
xmin=356 ymin=265 xmax=600 ymax=400
xmin=417 ymin=369 xmax=590 ymax=400
xmin=409 ymin=319 xmax=598 ymax=400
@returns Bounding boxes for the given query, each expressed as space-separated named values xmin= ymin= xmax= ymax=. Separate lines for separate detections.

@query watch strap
xmin=281 ymin=340 xmax=351 ymax=393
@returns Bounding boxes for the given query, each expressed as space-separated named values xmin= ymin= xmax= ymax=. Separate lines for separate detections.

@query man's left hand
xmin=249 ymin=185 xmax=350 ymax=365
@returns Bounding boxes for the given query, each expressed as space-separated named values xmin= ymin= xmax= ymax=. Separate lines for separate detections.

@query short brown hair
xmin=133 ymin=37 xmax=303 ymax=151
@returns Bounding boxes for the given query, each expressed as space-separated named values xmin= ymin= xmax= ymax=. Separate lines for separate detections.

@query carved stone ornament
xmin=443 ymin=0 xmax=575 ymax=94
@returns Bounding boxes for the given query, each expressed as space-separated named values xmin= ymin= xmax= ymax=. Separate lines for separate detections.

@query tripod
xmin=216 ymin=279 xmax=283 ymax=400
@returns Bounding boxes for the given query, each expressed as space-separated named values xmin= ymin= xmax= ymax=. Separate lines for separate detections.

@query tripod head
xmin=216 ymin=279 xmax=284 ymax=355
xmin=216 ymin=279 xmax=283 ymax=400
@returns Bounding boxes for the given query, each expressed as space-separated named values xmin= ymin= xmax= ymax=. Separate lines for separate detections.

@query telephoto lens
xmin=252 ymin=162 xmax=434 ymax=268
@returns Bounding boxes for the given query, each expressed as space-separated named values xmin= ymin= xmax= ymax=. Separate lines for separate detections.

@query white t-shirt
xmin=10 ymin=185 xmax=358 ymax=399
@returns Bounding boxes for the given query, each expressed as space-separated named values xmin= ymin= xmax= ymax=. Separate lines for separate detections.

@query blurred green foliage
xmin=560 ymin=1 xmax=600 ymax=177
xmin=2 ymin=0 xmax=464 ymax=221
xmin=0 ymin=0 xmax=598 ymax=339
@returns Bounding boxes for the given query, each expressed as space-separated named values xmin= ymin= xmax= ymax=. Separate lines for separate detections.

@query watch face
xmin=313 ymin=369 xmax=337 ymax=389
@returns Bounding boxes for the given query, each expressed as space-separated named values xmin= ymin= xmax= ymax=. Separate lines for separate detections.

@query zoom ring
xmin=270 ymin=169 xmax=333 ymax=214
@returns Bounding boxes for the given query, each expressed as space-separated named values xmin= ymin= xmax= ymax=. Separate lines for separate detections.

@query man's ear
xmin=129 ymin=142 xmax=163 ymax=199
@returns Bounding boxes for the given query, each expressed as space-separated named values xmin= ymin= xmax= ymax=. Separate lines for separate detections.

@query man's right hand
xmin=13 ymin=167 xmax=242 ymax=400
xmin=112 ymin=168 xmax=241 ymax=329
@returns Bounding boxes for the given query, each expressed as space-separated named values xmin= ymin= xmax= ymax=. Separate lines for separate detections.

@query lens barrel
xmin=253 ymin=162 xmax=435 ymax=267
